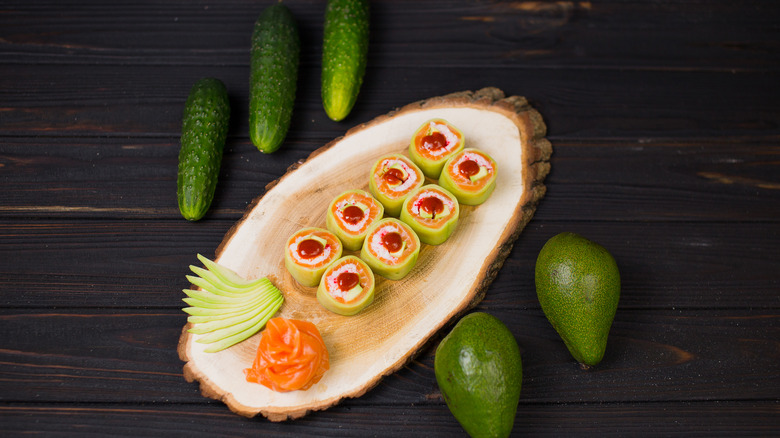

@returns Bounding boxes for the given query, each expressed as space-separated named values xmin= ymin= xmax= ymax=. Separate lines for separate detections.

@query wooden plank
xmin=1 ymin=1 xmax=778 ymax=70
xmin=0 ymin=0 xmax=776 ymax=435
xmin=1 ymin=137 xmax=777 ymax=221
xmin=0 ymin=220 xmax=777 ymax=309
xmin=0 ymin=401 xmax=777 ymax=436
xmin=1 ymin=64 xmax=778 ymax=139
xmin=0 ymin=136 xmax=305 ymax=220
xmin=0 ymin=309 xmax=776 ymax=404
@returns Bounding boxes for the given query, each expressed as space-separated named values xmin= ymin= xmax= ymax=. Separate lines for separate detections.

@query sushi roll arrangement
xmin=409 ymin=118 xmax=465 ymax=179
xmin=284 ymin=227 xmax=343 ymax=287
xmin=177 ymin=87 xmax=544 ymax=416
xmin=326 ymin=189 xmax=384 ymax=251
xmin=400 ymin=185 xmax=459 ymax=246
xmin=360 ymin=218 xmax=421 ymax=280
xmin=368 ymin=153 xmax=425 ymax=217
xmin=283 ymin=118 xmax=490 ymax=313
xmin=438 ymin=148 xmax=497 ymax=205
xmin=317 ymin=255 xmax=376 ymax=316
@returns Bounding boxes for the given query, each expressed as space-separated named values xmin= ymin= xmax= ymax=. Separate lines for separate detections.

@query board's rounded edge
xmin=177 ymin=87 xmax=552 ymax=421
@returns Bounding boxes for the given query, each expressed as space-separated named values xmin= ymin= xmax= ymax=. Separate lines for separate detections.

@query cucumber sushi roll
xmin=438 ymin=148 xmax=497 ymax=206
xmin=359 ymin=218 xmax=420 ymax=280
xmin=399 ymin=185 xmax=459 ymax=245
xmin=368 ymin=153 xmax=425 ymax=217
xmin=285 ymin=227 xmax=343 ymax=287
xmin=317 ymin=255 xmax=375 ymax=316
xmin=326 ymin=189 xmax=384 ymax=251
xmin=409 ymin=118 xmax=465 ymax=179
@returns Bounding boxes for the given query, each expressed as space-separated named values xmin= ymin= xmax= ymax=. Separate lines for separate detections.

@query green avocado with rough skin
xmin=434 ymin=312 xmax=522 ymax=438
xmin=535 ymin=232 xmax=621 ymax=367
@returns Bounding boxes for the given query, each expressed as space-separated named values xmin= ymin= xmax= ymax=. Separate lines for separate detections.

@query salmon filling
xmin=444 ymin=149 xmax=496 ymax=191
xmin=288 ymin=230 xmax=340 ymax=268
xmin=330 ymin=191 xmax=382 ymax=235
xmin=372 ymin=155 xmax=422 ymax=198
xmin=406 ymin=188 xmax=457 ymax=228
xmin=412 ymin=120 xmax=464 ymax=161
xmin=366 ymin=222 xmax=417 ymax=264
xmin=323 ymin=258 xmax=372 ymax=303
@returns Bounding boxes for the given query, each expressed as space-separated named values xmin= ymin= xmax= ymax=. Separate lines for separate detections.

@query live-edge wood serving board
xmin=178 ymin=88 xmax=551 ymax=420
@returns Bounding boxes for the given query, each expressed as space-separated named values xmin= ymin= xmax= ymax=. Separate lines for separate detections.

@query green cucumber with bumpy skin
xmin=177 ymin=77 xmax=230 ymax=221
xmin=321 ymin=0 xmax=369 ymax=121
xmin=250 ymin=3 xmax=300 ymax=153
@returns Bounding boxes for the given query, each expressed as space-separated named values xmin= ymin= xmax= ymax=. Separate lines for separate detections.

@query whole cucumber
xmin=250 ymin=3 xmax=300 ymax=153
xmin=321 ymin=0 xmax=370 ymax=121
xmin=177 ymin=77 xmax=230 ymax=221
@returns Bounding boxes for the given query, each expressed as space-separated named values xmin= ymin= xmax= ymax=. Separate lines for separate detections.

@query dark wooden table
xmin=1 ymin=0 xmax=778 ymax=436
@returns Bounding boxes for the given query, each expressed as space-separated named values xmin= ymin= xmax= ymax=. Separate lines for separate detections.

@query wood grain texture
xmin=0 ymin=401 xmax=777 ymax=437
xmin=2 ymin=65 xmax=779 ymax=139
xmin=0 ymin=309 xmax=777 ymax=405
xmin=1 ymin=0 xmax=778 ymax=435
xmin=0 ymin=220 xmax=777 ymax=309
xmin=2 ymin=1 xmax=778 ymax=70
xmin=1 ymin=138 xmax=777 ymax=221
xmin=179 ymin=88 xmax=551 ymax=420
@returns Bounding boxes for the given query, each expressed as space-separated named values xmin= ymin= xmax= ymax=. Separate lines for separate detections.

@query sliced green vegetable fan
xmin=182 ymin=254 xmax=284 ymax=353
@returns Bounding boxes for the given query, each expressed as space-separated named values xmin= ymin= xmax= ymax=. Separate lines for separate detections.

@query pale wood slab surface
xmin=178 ymin=88 xmax=551 ymax=420
xmin=3 ymin=1 xmax=779 ymax=435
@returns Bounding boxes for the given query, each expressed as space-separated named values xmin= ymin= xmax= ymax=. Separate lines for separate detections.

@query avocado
xmin=535 ymin=232 xmax=621 ymax=367
xmin=468 ymin=165 xmax=489 ymax=182
xmin=434 ymin=312 xmax=522 ymax=438
xmin=343 ymin=283 xmax=363 ymax=302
